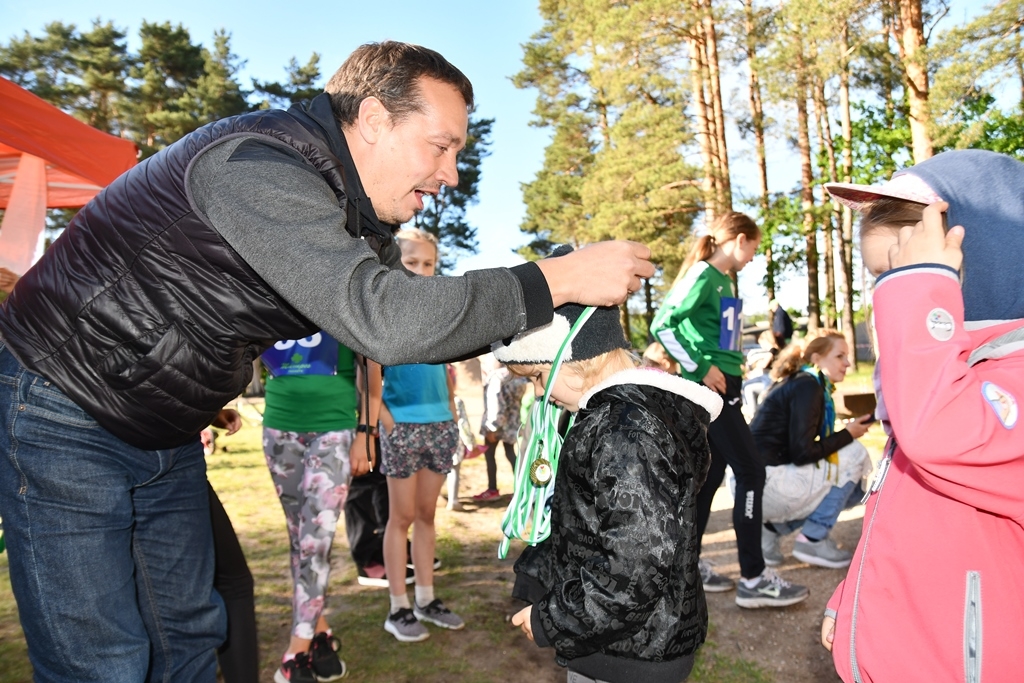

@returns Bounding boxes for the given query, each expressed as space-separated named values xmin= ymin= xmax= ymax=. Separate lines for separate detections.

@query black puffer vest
xmin=0 ymin=95 xmax=384 ymax=449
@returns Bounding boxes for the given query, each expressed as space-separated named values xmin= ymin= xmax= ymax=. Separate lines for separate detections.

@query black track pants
xmin=694 ymin=373 xmax=767 ymax=580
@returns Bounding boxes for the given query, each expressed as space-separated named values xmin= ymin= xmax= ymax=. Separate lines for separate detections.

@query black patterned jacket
xmin=512 ymin=368 xmax=721 ymax=683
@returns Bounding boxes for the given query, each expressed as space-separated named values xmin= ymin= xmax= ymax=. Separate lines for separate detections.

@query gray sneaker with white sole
xmin=384 ymin=608 xmax=429 ymax=642
xmin=414 ymin=599 xmax=465 ymax=630
xmin=698 ymin=557 xmax=735 ymax=593
xmin=735 ymin=568 xmax=809 ymax=608
xmin=793 ymin=535 xmax=853 ymax=569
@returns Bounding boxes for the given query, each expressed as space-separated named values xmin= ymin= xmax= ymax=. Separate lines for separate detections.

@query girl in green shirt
xmin=651 ymin=212 xmax=808 ymax=609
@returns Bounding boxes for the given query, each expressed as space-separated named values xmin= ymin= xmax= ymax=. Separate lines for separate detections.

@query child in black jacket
xmin=496 ymin=295 xmax=722 ymax=683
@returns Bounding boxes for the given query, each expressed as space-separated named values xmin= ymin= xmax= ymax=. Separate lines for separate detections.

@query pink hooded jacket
xmin=826 ymin=264 xmax=1024 ymax=682
xmin=826 ymin=149 xmax=1024 ymax=682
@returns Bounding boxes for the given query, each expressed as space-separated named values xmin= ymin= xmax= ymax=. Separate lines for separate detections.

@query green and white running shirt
xmin=650 ymin=261 xmax=744 ymax=383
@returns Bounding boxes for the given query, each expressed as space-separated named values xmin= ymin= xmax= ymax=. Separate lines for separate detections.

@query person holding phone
xmin=749 ymin=331 xmax=874 ymax=569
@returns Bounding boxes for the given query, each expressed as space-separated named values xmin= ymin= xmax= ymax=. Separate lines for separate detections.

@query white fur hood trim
xmin=578 ymin=368 xmax=723 ymax=421
xmin=492 ymin=314 xmax=573 ymax=364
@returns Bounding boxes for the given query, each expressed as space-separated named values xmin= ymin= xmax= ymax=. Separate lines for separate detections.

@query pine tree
xmin=251 ymin=53 xmax=323 ymax=109
xmin=73 ymin=20 xmax=131 ymax=134
xmin=0 ymin=22 xmax=80 ymax=109
xmin=123 ymin=21 xmax=205 ymax=156
xmin=192 ymin=30 xmax=249 ymax=124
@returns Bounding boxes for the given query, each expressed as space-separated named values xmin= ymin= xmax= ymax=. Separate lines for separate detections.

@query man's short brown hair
xmin=325 ymin=41 xmax=474 ymax=127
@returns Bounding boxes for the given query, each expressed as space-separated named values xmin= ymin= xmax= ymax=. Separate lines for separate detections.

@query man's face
xmin=362 ymin=77 xmax=468 ymax=225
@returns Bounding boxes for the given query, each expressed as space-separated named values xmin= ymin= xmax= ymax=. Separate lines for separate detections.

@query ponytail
xmin=675 ymin=235 xmax=717 ymax=285
xmin=673 ymin=211 xmax=760 ymax=285
xmin=769 ymin=330 xmax=845 ymax=381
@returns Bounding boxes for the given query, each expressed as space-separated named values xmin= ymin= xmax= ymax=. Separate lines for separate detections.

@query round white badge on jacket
xmin=926 ymin=308 xmax=955 ymax=341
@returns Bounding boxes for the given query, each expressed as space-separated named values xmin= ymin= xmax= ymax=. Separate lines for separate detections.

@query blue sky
xmin=4 ymin=0 xmax=987 ymax=314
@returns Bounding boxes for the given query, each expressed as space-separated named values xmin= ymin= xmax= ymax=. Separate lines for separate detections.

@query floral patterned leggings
xmin=263 ymin=428 xmax=353 ymax=639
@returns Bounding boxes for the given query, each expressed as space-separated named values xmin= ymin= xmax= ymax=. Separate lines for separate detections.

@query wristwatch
xmin=356 ymin=424 xmax=379 ymax=437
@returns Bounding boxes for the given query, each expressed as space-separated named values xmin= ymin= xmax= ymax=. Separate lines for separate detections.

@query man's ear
xmin=354 ymin=96 xmax=388 ymax=144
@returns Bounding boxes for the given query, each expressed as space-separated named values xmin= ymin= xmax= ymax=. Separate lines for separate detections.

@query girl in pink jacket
xmin=822 ymin=149 xmax=1024 ymax=683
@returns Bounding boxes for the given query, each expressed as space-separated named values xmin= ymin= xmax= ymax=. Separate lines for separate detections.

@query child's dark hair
xmin=676 ymin=212 xmax=760 ymax=284
xmin=859 ymin=198 xmax=926 ymax=240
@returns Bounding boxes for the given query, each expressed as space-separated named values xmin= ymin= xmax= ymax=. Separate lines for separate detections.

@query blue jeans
xmin=772 ymin=480 xmax=864 ymax=541
xmin=0 ymin=345 xmax=225 ymax=682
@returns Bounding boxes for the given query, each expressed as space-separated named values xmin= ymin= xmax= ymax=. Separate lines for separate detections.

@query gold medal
xmin=530 ymin=458 xmax=552 ymax=486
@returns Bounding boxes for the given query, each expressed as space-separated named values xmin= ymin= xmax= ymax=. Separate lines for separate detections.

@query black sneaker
xmin=275 ymin=653 xmax=317 ymax=683
xmin=309 ymin=632 xmax=348 ymax=681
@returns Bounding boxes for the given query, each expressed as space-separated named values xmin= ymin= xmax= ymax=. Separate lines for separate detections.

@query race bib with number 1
xmin=719 ymin=297 xmax=742 ymax=351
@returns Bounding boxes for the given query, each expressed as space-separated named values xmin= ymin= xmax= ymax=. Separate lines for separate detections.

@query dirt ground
xmin=438 ymin=360 xmax=853 ymax=683
xmin=698 ymin=489 xmax=856 ymax=682
xmin=243 ymin=360 xmax=860 ymax=682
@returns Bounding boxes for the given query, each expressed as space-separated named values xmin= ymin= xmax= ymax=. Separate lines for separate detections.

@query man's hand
xmin=511 ymin=605 xmax=534 ymax=642
xmin=211 ymin=408 xmax=242 ymax=435
xmin=702 ymin=365 xmax=727 ymax=394
xmin=349 ymin=432 xmax=377 ymax=477
xmin=821 ymin=615 xmax=835 ymax=652
xmin=536 ymin=241 xmax=655 ymax=307
xmin=888 ymin=202 xmax=964 ymax=272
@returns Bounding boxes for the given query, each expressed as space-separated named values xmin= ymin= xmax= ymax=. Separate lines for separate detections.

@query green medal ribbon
xmin=498 ymin=306 xmax=596 ymax=559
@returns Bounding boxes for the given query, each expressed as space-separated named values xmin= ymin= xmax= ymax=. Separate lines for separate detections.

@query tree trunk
xmin=695 ymin=10 xmax=725 ymax=216
xmin=838 ymin=23 xmax=858 ymax=368
xmin=894 ymin=0 xmax=933 ymax=162
xmin=811 ymin=74 xmax=836 ymax=329
xmin=796 ymin=47 xmax=820 ymax=331
xmin=688 ymin=32 xmax=717 ymax=220
xmin=702 ymin=0 xmax=731 ymax=211
xmin=744 ymin=0 xmax=773 ymax=301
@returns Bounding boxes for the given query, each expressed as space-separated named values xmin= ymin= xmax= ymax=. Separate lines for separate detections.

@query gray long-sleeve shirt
xmin=188 ymin=136 xmax=552 ymax=365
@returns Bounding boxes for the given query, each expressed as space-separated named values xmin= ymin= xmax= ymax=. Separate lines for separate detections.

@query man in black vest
xmin=0 ymin=42 xmax=653 ymax=682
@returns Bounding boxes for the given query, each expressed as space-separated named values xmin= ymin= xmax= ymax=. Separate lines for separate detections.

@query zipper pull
xmin=862 ymin=439 xmax=897 ymax=504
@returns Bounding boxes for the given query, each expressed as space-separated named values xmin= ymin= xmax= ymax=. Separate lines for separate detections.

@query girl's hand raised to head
xmin=887 ymin=202 xmax=964 ymax=272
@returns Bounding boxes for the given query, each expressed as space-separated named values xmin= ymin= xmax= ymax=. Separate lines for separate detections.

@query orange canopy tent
xmin=0 ymin=76 xmax=137 ymax=275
